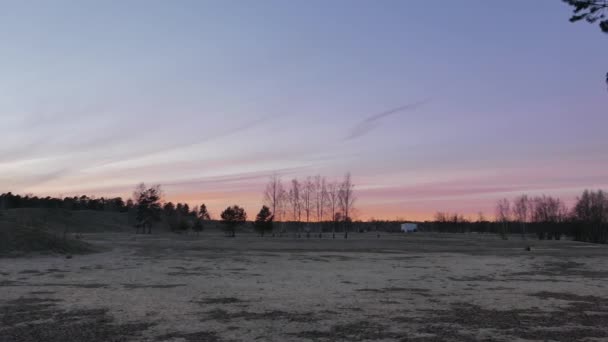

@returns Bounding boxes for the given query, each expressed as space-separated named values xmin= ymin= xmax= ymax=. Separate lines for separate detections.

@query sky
xmin=1 ymin=0 xmax=607 ymax=220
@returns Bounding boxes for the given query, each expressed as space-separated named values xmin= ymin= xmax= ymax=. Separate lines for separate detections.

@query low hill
xmin=0 ymin=208 xmax=131 ymax=234
xmin=0 ymin=208 xmax=130 ymax=256
xmin=0 ymin=223 xmax=93 ymax=257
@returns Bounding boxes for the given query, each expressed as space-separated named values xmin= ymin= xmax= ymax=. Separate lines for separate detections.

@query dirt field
xmin=1 ymin=232 xmax=608 ymax=342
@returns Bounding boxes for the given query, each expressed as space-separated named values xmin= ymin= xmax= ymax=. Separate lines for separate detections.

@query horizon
xmin=2 ymin=1 xmax=608 ymax=221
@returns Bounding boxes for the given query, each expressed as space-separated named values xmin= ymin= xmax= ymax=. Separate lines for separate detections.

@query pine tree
xmin=220 ymin=205 xmax=247 ymax=237
xmin=199 ymin=204 xmax=211 ymax=220
xmin=254 ymin=205 xmax=274 ymax=237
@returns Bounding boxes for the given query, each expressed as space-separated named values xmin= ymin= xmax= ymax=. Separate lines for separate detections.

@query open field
xmin=1 ymin=232 xmax=608 ymax=342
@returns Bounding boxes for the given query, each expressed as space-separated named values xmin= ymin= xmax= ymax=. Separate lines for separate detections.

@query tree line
xmin=263 ymin=172 xmax=356 ymax=238
xmin=0 ymin=172 xmax=357 ymax=239
xmin=4 ymin=183 xmax=607 ymax=244
xmin=0 ymin=192 xmax=131 ymax=212
xmin=428 ymin=189 xmax=608 ymax=243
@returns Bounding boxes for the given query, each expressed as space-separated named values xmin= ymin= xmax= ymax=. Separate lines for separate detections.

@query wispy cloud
xmin=91 ymin=114 xmax=279 ymax=169
xmin=4 ymin=168 xmax=71 ymax=192
xmin=0 ymin=139 xmax=48 ymax=164
xmin=162 ymin=165 xmax=311 ymax=189
xmin=345 ymin=99 xmax=430 ymax=140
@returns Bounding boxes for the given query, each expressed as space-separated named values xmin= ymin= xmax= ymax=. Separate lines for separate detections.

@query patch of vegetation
xmin=516 ymin=327 xmax=608 ymax=341
xmin=28 ymin=291 xmax=55 ymax=295
xmin=530 ymin=291 xmax=608 ymax=303
xmin=510 ymin=260 xmax=608 ymax=278
xmin=447 ymin=275 xmax=495 ymax=282
xmin=197 ymin=297 xmax=244 ymax=305
xmin=202 ymin=308 xmax=318 ymax=323
xmin=39 ymin=283 xmax=108 ymax=289
xmin=45 ymin=268 xmax=69 ymax=273
xmin=0 ymin=225 xmax=93 ymax=257
xmin=122 ymin=283 xmax=186 ymax=289
xmin=0 ymin=297 xmax=154 ymax=342
xmin=415 ymin=298 xmax=608 ymax=341
xmin=18 ymin=270 xmax=41 ymax=274
xmin=292 ymin=321 xmax=399 ymax=341
xmin=156 ymin=331 xmax=223 ymax=342
xmin=0 ymin=280 xmax=21 ymax=287
xmin=356 ymin=287 xmax=431 ymax=294
xmin=167 ymin=271 xmax=205 ymax=276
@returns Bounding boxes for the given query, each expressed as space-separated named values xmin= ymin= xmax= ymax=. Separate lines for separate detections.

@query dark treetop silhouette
xmin=563 ymin=0 xmax=608 ymax=87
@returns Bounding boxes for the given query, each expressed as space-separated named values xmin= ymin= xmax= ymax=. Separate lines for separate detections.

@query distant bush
xmin=192 ymin=219 xmax=203 ymax=234
xmin=169 ymin=218 xmax=191 ymax=233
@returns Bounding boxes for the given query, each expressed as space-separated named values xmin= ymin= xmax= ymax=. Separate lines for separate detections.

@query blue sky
xmin=1 ymin=0 xmax=607 ymax=219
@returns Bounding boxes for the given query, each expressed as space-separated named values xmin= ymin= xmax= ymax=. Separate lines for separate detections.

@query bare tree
xmin=531 ymin=195 xmax=568 ymax=223
xmin=313 ymin=175 xmax=328 ymax=237
xmin=326 ymin=180 xmax=339 ymax=238
xmin=435 ymin=212 xmax=448 ymax=223
xmin=320 ymin=177 xmax=328 ymax=236
xmin=573 ymin=189 xmax=608 ymax=223
xmin=572 ymin=189 xmax=608 ymax=242
xmin=495 ymin=198 xmax=511 ymax=239
xmin=338 ymin=172 xmax=356 ymax=239
xmin=288 ymin=178 xmax=302 ymax=237
xmin=302 ymin=177 xmax=314 ymax=237
xmin=313 ymin=175 xmax=322 ymax=222
xmin=513 ymin=194 xmax=530 ymax=238
xmin=263 ymin=174 xmax=284 ymax=220
xmin=276 ymin=187 xmax=288 ymax=236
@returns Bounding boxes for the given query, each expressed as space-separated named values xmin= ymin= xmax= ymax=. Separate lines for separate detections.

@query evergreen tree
xmin=133 ymin=183 xmax=162 ymax=234
xmin=199 ymin=204 xmax=211 ymax=220
xmin=220 ymin=205 xmax=247 ymax=237
xmin=253 ymin=205 xmax=274 ymax=237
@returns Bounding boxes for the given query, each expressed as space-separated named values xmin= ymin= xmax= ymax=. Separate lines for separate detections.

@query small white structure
xmin=401 ymin=223 xmax=418 ymax=233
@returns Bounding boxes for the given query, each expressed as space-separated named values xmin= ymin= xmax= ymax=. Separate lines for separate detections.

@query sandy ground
xmin=1 ymin=232 xmax=608 ymax=342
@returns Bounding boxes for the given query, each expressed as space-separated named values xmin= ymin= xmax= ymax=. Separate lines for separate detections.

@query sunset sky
xmin=1 ymin=1 xmax=607 ymax=220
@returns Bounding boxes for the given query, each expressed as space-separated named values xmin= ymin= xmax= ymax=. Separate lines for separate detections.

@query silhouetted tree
xmin=531 ymin=195 xmax=568 ymax=240
xmin=0 ymin=192 xmax=128 ymax=212
xmin=338 ymin=172 xmax=355 ymax=239
xmin=572 ymin=189 xmax=608 ymax=242
xmin=263 ymin=174 xmax=287 ymax=236
xmin=531 ymin=195 xmax=568 ymax=223
xmin=253 ymin=205 xmax=274 ymax=237
xmin=513 ymin=195 xmax=530 ymax=238
xmin=313 ymin=175 xmax=328 ymax=236
xmin=178 ymin=203 xmax=190 ymax=217
xmin=326 ymin=181 xmax=339 ymax=238
xmin=564 ymin=0 xmax=608 ymax=32
xmin=220 ymin=205 xmax=247 ymax=237
xmin=573 ymin=189 xmax=608 ymax=223
xmin=563 ymin=0 xmax=608 ymax=87
xmin=263 ymin=174 xmax=284 ymax=222
xmin=288 ymin=178 xmax=302 ymax=237
xmin=495 ymin=198 xmax=511 ymax=239
xmin=126 ymin=199 xmax=134 ymax=210
xmin=302 ymin=177 xmax=313 ymax=237
xmin=163 ymin=202 xmax=176 ymax=216
xmin=198 ymin=204 xmax=211 ymax=220
xmin=132 ymin=183 xmax=162 ymax=234
xmin=107 ymin=197 xmax=127 ymax=212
